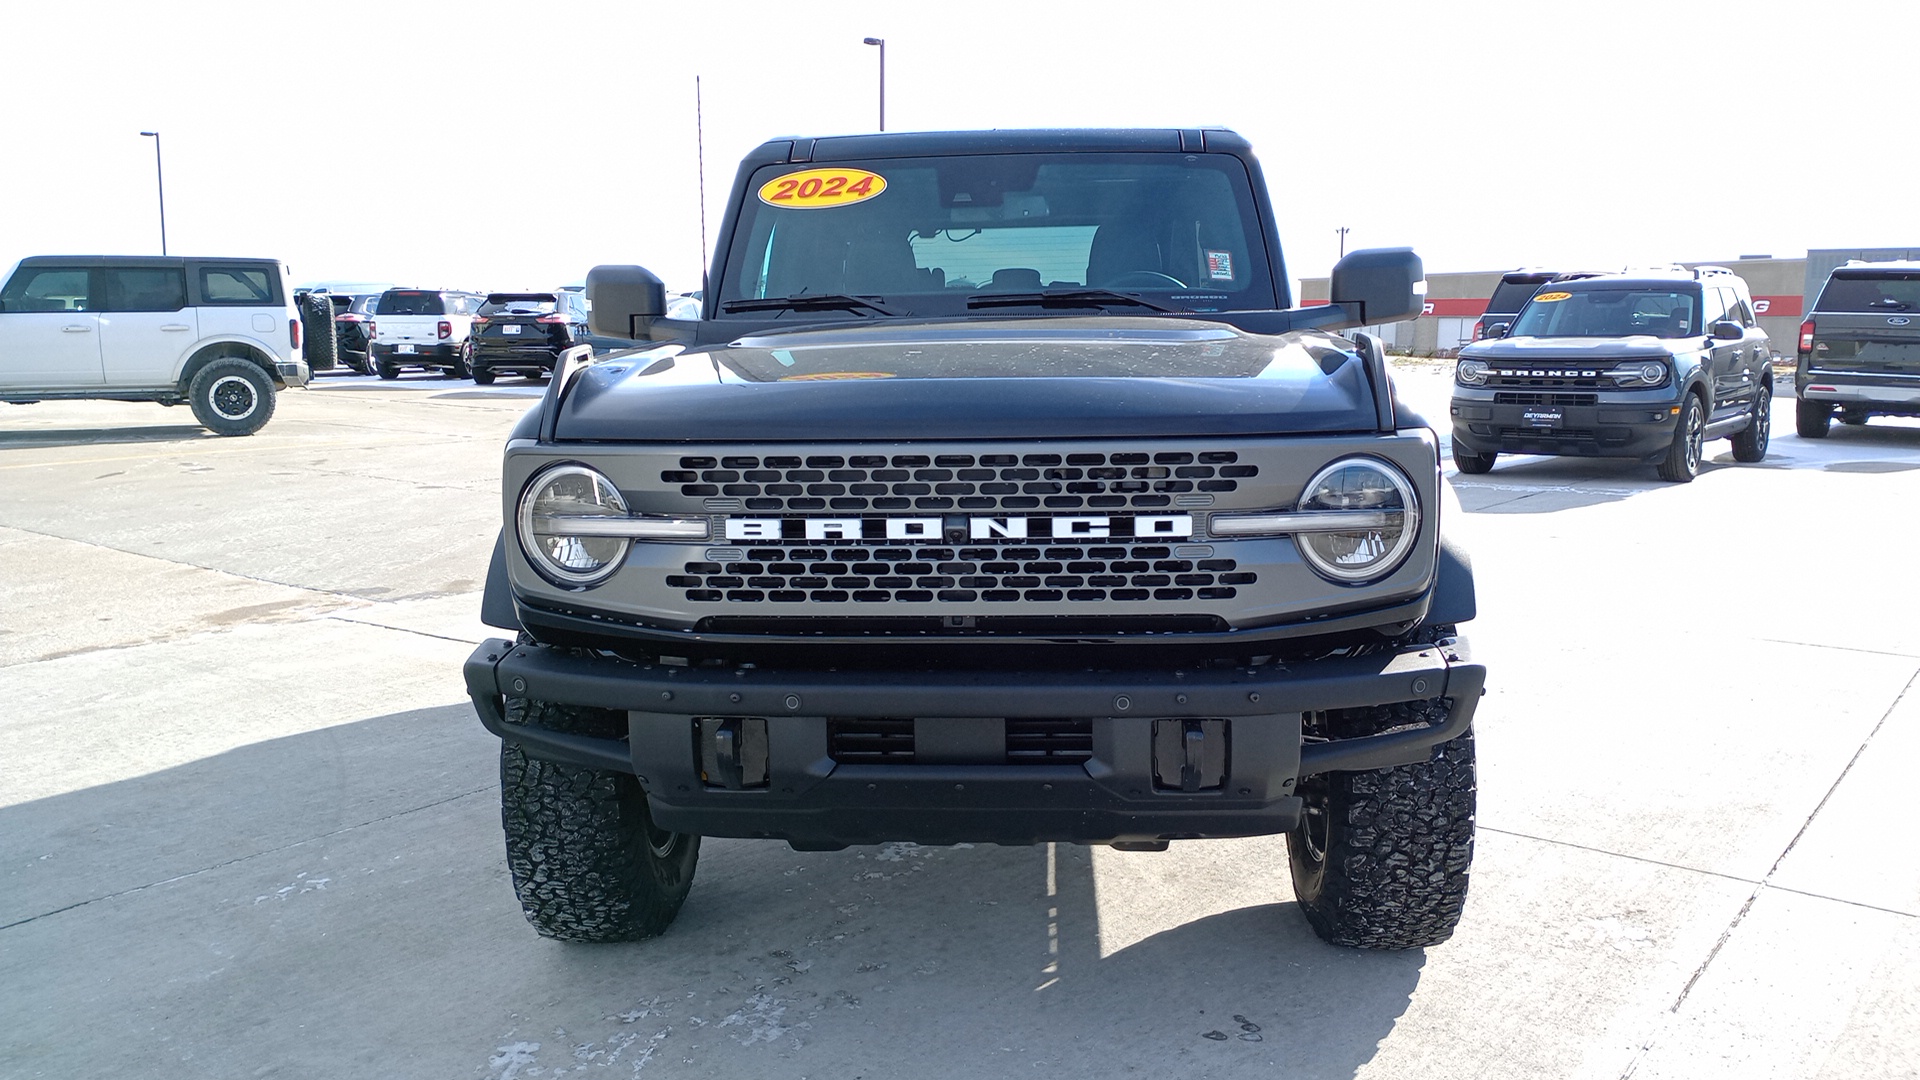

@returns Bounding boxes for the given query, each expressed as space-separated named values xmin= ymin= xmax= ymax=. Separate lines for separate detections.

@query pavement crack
xmin=0 ymin=787 xmax=492 ymax=932
xmin=1613 ymin=666 xmax=1919 ymax=1079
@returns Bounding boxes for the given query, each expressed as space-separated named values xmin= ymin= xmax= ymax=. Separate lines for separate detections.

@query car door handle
xmin=160 ymin=324 xmax=191 ymax=331
xmin=63 ymin=324 xmax=92 ymax=332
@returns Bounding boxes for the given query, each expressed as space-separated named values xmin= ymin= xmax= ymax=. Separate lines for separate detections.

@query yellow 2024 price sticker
xmin=1533 ymin=291 xmax=1573 ymax=303
xmin=757 ymin=168 xmax=887 ymax=209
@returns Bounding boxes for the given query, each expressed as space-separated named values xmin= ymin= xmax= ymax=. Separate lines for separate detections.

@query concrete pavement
xmin=1 ymin=368 xmax=1915 ymax=1078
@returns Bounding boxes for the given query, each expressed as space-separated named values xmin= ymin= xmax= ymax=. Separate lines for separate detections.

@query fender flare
xmin=481 ymin=532 xmax=521 ymax=631
xmin=1428 ymin=534 xmax=1477 ymax=625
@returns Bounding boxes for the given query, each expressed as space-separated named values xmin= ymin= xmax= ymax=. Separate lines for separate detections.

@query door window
xmin=1 ymin=267 xmax=93 ymax=312
xmin=1700 ymin=287 xmax=1729 ymax=328
xmin=103 ymin=268 xmax=188 ymax=312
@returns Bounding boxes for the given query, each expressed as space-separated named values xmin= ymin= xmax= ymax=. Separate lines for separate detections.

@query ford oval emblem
xmin=1892 ymin=316 xmax=1913 ymax=326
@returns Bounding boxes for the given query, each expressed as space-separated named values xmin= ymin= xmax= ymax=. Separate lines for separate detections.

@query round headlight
xmin=517 ymin=464 xmax=632 ymax=587
xmin=1456 ymin=359 xmax=1490 ymax=386
xmin=1637 ymin=361 xmax=1668 ymax=385
xmin=1294 ymin=457 xmax=1420 ymax=584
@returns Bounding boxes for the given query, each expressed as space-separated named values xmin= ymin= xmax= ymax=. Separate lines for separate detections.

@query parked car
xmin=1450 ymin=266 xmax=1773 ymax=482
xmin=328 ymin=293 xmax=380 ymax=374
xmin=367 ymin=288 xmax=483 ymax=379
xmin=470 ymin=292 xmax=585 ymax=383
xmin=1794 ymin=261 xmax=1920 ymax=437
xmin=1472 ymin=269 xmax=1610 ymax=341
xmin=0 ymin=255 xmax=307 ymax=435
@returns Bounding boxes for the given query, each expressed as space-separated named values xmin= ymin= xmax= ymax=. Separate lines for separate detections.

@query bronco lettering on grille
xmin=724 ymin=515 xmax=1194 ymax=542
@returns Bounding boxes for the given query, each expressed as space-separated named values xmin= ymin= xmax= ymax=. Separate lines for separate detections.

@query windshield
xmin=719 ymin=152 xmax=1270 ymax=318
xmin=1817 ymin=274 xmax=1920 ymax=313
xmin=1511 ymin=288 xmax=1699 ymax=338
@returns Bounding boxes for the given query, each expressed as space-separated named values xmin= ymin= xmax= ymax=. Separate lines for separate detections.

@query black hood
xmin=552 ymin=317 xmax=1381 ymax=442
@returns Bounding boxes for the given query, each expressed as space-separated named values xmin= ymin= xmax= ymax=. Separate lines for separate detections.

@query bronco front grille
xmin=661 ymin=451 xmax=1256 ymax=513
xmin=666 ymin=543 xmax=1256 ymax=604
xmin=1494 ymin=392 xmax=1599 ymax=406
xmin=827 ymin=717 xmax=1094 ymax=764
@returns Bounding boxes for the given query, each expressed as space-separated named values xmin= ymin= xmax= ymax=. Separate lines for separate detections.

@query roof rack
xmin=1691 ymin=265 xmax=1735 ymax=279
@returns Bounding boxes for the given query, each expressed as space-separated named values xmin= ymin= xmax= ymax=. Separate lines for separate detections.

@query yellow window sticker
xmin=757 ymin=168 xmax=888 ymax=209
xmin=1533 ymin=291 xmax=1573 ymax=303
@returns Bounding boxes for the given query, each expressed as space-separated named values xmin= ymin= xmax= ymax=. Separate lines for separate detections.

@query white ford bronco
xmin=0 ymin=255 xmax=308 ymax=435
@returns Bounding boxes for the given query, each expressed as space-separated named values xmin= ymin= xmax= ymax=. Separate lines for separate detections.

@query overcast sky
xmin=4 ymin=0 xmax=1915 ymax=298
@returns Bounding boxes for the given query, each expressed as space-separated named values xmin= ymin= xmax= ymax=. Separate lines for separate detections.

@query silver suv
xmin=0 ymin=256 xmax=308 ymax=435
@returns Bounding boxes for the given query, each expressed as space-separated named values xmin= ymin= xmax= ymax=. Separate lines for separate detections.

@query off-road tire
xmin=1657 ymin=393 xmax=1705 ymax=482
xmin=1451 ymin=445 xmax=1496 ymax=475
xmin=500 ymin=697 xmax=700 ymax=942
xmin=1731 ymin=380 xmax=1771 ymax=463
xmin=1796 ymin=398 xmax=1831 ymax=439
xmin=472 ymin=368 xmax=497 ymax=385
xmin=299 ymin=294 xmax=338 ymax=371
xmin=1287 ymin=698 xmax=1476 ymax=949
xmin=187 ymin=357 xmax=276 ymax=436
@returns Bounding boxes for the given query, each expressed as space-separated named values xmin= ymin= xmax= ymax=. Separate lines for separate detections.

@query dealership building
xmin=1300 ymin=247 xmax=1920 ymax=356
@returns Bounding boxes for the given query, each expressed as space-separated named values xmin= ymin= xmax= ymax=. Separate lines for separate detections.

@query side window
xmin=200 ymin=267 xmax=276 ymax=305
xmin=102 ymin=268 xmax=187 ymax=312
xmin=1700 ymin=287 xmax=1729 ymax=327
xmin=1 ymin=267 xmax=93 ymax=312
xmin=1729 ymin=293 xmax=1757 ymax=327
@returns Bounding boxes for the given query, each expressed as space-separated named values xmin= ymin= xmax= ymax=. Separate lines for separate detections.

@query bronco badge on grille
xmin=724 ymin=514 xmax=1195 ymax=542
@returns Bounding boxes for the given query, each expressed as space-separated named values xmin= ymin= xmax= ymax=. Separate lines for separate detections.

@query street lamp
xmin=862 ymin=37 xmax=885 ymax=131
xmin=1336 ymin=225 xmax=1350 ymax=258
xmin=139 ymin=131 xmax=167 ymax=255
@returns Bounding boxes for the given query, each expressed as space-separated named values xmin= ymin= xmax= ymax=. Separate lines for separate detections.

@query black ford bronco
xmin=464 ymin=129 xmax=1485 ymax=949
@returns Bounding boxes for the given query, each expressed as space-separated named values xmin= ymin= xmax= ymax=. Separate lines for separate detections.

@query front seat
xmin=1085 ymin=225 xmax=1166 ymax=287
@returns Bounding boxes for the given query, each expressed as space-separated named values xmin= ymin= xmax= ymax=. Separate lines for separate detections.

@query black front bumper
xmin=464 ymin=636 xmax=1485 ymax=846
xmin=1451 ymin=393 xmax=1679 ymax=459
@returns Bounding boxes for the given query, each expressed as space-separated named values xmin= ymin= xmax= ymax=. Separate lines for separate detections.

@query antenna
xmin=696 ymin=75 xmax=708 ymax=300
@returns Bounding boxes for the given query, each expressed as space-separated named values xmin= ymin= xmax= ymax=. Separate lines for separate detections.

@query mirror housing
xmin=1329 ymin=247 xmax=1425 ymax=326
xmin=1487 ymin=322 xmax=1511 ymax=340
xmin=586 ymin=265 xmax=667 ymax=339
xmin=1711 ymin=320 xmax=1744 ymax=341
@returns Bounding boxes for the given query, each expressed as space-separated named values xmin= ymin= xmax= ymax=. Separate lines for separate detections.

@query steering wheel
xmin=1099 ymin=271 xmax=1187 ymax=289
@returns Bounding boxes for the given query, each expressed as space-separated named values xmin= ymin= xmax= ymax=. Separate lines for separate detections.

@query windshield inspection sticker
xmin=1205 ymin=251 xmax=1235 ymax=281
xmin=1533 ymin=291 xmax=1573 ymax=303
xmin=758 ymin=168 xmax=888 ymax=209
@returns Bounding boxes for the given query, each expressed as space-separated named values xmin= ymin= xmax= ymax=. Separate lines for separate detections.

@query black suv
xmin=469 ymin=291 xmax=604 ymax=383
xmin=1449 ymin=267 xmax=1773 ymax=482
xmin=1472 ymin=269 xmax=1608 ymax=342
xmin=462 ymin=128 xmax=1485 ymax=951
xmin=1795 ymin=261 xmax=1920 ymax=437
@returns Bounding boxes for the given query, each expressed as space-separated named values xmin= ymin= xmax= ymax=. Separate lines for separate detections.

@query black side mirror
xmin=586 ymin=265 xmax=666 ymax=339
xmin=1329 ymin=247 xmax=1425 ymax=325
xmin=1711 ymin=320 xmax=1744 ymax=341
xmin=1487 ymin=322 xmax=1511 ymax=340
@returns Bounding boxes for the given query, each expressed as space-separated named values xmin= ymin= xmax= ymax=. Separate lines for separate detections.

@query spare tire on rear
xmin=299 ymin=293 xmax=338 ymax=372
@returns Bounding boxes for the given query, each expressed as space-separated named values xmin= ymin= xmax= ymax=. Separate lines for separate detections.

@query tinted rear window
xmin=1817 ymin=274 xmax=1920 ymax=314
xmin=377 ymin=291 xmax=446 ymax=315
xmin=201 ymin=267 xmax=278 ymax=305
xmin=1484 ymin=281 xmax=1546 ymax=317
xmin=481 ymin=295 xmax=558 ymax=315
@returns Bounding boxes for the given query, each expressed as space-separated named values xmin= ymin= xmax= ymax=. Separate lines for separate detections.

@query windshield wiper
xmin=966 ymin=288 xmax=1178 ymax=313
xmin=721 ymin=294 xmax=899 ymax=316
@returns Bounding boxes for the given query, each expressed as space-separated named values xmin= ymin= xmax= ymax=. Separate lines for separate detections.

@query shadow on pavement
xmin=0 ymin=423 xmax=217 ymax=449
xmin=1 ymin=704 xmax=1419 ymax=1079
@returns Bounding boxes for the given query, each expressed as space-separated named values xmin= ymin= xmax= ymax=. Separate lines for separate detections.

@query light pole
xmin=139 ymin=131 xmax=167 ymax=255
xmin=1336 ymin=225 xmax=1350 ymax=258
xmin=862 ymin=37 xmax=885 ymax=131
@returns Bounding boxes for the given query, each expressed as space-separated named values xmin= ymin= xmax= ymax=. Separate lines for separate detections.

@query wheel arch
xmin=179 ymin=339 xmax=280 ymax=392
